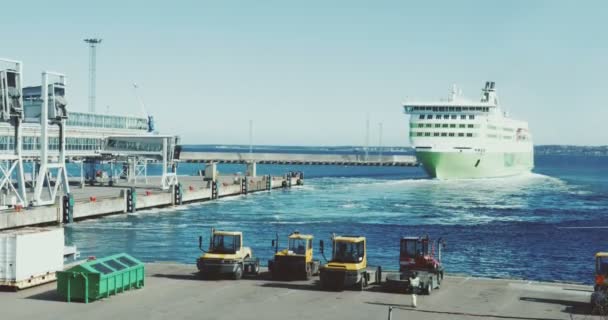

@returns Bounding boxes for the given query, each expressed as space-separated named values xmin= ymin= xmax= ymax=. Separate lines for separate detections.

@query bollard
xmin=174 ymin=183 xmax=183 ymax=205
xmin=266 ymin=175 xmax=271 ymax=190
xmin=387 ymin=306 xmax=393 ymax=320
xmin=63 ymin=193 xmax=74 ymax=224
xmin=241 ymin=177 xmax=247 ymax=195
xmin=211 ymin=181 xmax=219 ymax=199
xmin=127 ymin=187 xmax=137 ymax=213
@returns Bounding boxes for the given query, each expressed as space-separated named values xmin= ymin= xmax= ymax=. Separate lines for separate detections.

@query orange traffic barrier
xmin=89 ymin=196 xmax=97 ymax=202
xmin=189 ymin=185 xmax=194 ymax=191
xmin=145 ymin=190 xmax=152 ymax=196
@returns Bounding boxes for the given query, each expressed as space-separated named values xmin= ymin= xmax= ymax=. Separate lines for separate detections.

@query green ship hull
xmin=416 ymin=151 xmax=534 ymax=179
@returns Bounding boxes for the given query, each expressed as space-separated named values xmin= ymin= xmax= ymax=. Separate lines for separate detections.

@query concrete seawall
xmin=0 ymin=175 xmax=300 ymax=230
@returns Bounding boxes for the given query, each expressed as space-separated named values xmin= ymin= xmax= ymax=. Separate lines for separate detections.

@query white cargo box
xmin=0 ymin=227 xmax=64 ymax=288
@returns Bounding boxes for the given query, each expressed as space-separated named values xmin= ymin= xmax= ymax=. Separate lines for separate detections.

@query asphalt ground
xmin=0 ymin=263 xmax=597 ymax=320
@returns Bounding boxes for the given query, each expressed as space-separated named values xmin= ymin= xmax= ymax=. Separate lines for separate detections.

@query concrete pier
xmin=0 ymin=263 xmax=595 ymax=320
xmin=0 ymin=174 xmax=301 ymax=230
xmin=178 ymin=151 xmax=418 ymax=166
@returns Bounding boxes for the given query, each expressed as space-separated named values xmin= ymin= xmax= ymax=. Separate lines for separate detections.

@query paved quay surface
xmin=0 ymin=263 xmax=597 ymax=320
xmin=65 ymin=175 xmax=272 ymax=200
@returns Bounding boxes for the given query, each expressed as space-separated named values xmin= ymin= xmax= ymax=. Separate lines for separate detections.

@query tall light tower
xmin=84 ymin=38 xmax=102 ymax=113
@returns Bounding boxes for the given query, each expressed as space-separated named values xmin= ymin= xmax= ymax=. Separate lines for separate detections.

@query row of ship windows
xmin=413 ymin=123 xmax=477 ymax=129
xmin=413 ymin=123 xmax=516 ymax=132
xmin=419 ymin=114 xmax=475 ymax=120
xmin=407 ymin=106 xmax=490 ymax=112
xmin=487 ymin=125 xmax=515 ymax=132
xmin=486 ymin=134 xmax=514 ymax=139
xmin=412 ymin=132 xmax=514 ymax=139
xmin=413 ymin=132 xmax=476 ymax=137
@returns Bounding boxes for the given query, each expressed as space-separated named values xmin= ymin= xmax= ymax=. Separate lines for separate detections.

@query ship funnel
xmin=490 ymin=82 xmax=495 ymax=90
xmin=484 ymin=82 xmax=490 ymax=90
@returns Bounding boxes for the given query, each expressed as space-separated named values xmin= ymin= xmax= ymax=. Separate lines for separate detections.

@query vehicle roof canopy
xmin=289 ymin=232 xmax=313 ymax=240
xmin=213 ymin=230 xmax=242 ymax=236
xmin=334 ymin=235 xmax=365 ymax=243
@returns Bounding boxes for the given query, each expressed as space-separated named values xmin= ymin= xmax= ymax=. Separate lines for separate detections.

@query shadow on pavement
xmin=520 ymin=296 xmax=592 ymax=316
xmin=562 ymin=287 xmax=593 ymax=293
xmin=26 ymin=289 xmax=64 ymax=302
xmin=259 ymin=281 xmax=323 ymax=292
xmin=366 ymin=302 xmax=563 ymax=320
xmin=151 ymin=273 xmax=200 ymax=281
xmin=151 ymin=271 xmax=271 ymax=282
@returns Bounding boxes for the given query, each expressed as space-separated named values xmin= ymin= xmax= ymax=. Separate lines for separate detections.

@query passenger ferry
xmin=403 ymin=82 xmax=533 ymax=179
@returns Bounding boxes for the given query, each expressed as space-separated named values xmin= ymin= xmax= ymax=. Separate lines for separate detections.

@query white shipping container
xmin=0 ymin=227 xmax=64 ymax=284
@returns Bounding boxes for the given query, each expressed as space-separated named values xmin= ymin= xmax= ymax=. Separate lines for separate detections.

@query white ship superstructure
xmin=403 ymin=82 xmax=533 ymax=179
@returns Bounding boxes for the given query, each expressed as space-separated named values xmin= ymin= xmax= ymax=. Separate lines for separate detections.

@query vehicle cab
xmin=274 ymin=232 xmax=314 ymax=260
xmin=328 ymin=236 xmax=366 ymax=269
xmin=595 ymin=252 xmax=608 ymax=290
xmin=269 ymin=232 xmax=319 ymax=279
xmin=319 ymin=235 xmax=368 ymax=289
xmin=400 ymin=235 xmax=442 ymax=273
xmin=197 ymin=229 xmax=253 ymax=278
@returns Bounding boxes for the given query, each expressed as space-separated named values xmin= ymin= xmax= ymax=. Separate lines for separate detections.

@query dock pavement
xmin=0 ymin=263 xmax=596 ymax=320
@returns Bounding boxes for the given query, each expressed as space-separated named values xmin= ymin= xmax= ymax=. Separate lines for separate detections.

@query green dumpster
xmin=57 ymin=253 xmax=145 ymax=303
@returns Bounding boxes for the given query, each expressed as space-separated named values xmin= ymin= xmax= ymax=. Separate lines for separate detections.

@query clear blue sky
xmin=2 ymin=1 xmax=606 ymax=146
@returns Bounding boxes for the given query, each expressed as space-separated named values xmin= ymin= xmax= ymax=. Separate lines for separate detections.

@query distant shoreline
xmin=181 ymin=144 xmax=608 ymax=157
xmin=534 ymin=145 xmax=608 ymax=156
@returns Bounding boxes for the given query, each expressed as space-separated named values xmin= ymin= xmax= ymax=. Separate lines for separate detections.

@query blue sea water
xmin=65 ymin=153 xmax=608 ymax=284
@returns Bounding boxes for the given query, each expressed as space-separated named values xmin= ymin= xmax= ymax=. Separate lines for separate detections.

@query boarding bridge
xmin=0 ymin=58 xmax=179 ymax=211
xmin=102 ymin=135 xmax=179 ymax=190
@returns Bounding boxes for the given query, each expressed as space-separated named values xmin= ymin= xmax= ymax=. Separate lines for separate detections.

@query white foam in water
xmin=340 ymin=202 xmax=369 ymax=209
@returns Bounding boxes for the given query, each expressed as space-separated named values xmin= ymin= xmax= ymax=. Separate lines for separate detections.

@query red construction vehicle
xmin=385 ymin=235 xmax=446 ymax=294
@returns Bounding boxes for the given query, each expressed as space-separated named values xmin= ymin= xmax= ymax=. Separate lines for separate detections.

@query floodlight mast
xmin=84 ymin=38 xmax=102 ymax=114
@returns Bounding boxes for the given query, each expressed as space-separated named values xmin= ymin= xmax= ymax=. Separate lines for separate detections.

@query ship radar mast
xmin=481 ymin=81 xmax=499 ymax=106
xmin=450 ymin=84 xmax=457 ymax=102
xmin=449 ymin=84 xmax=465 ymax=103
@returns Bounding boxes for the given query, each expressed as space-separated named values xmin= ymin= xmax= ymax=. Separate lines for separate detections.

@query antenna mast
xmin=378 ymin=122 xmax=383 ymax=160
xmin=249 ymin=120 xmax=253 ymax=157
xmin=365 ymin=114 xmax=370 ymax=161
